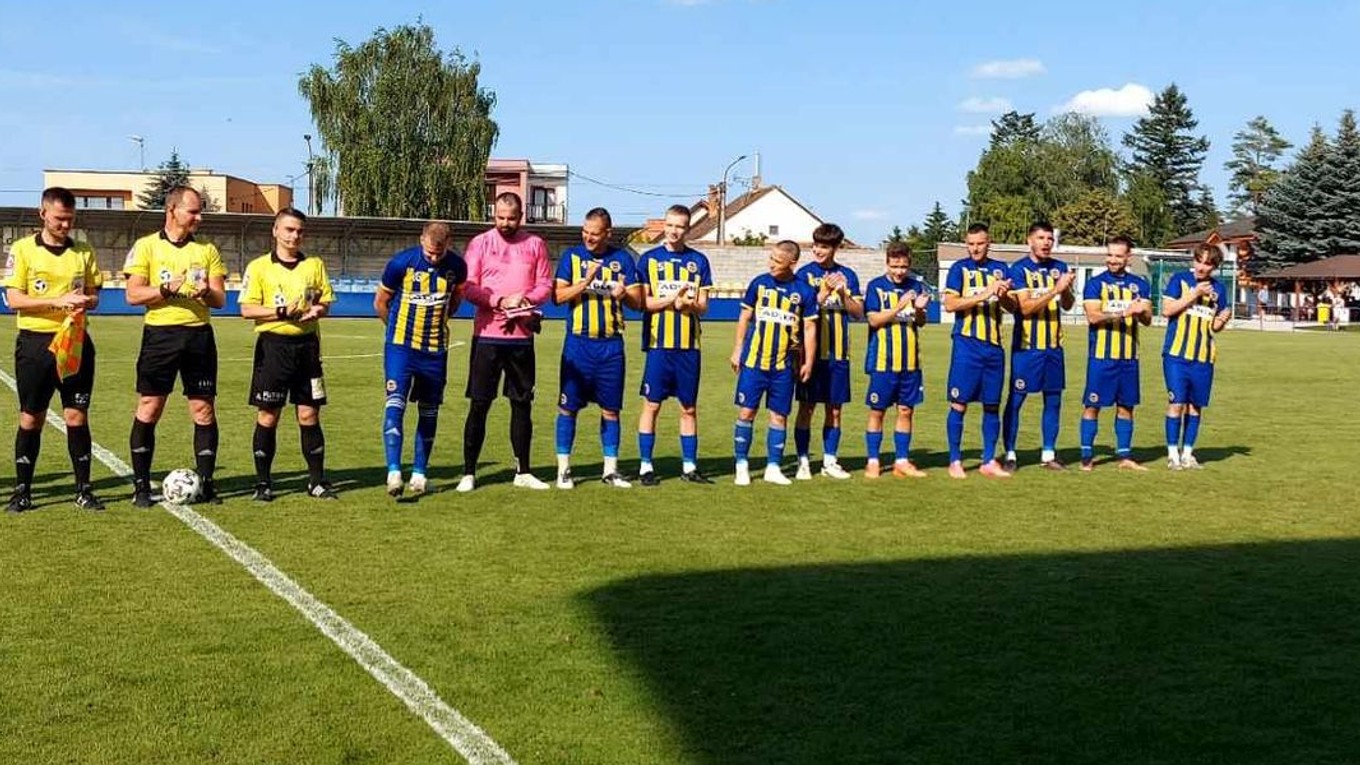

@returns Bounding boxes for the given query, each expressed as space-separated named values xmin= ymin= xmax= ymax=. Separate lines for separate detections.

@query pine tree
xmin=921 ymin=201 xmax=957 ymax=247
xmin=1315 ymin=109 xmax=1360 ymax=255
xmin=1224 ymin=116 xmax=1292 ymax=215
xmin=989 ymin=111 xmax=1040 ymax=149
xmin=1257 ymin=126 xmax=1331 ymax=270
xmin=1121 ymin=84 xmax=1211 ymax=242
xmin=138 ymin=150 xmax=191 ymax=210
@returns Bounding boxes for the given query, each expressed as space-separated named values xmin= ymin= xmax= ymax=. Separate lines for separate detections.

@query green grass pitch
xmin=2 ymin=315 xmax=1359 ymax=764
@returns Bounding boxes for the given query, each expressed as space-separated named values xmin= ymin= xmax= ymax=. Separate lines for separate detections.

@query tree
xmin=1224 ymin=116 xmax=1292 ymax=215
xmin=1121 ymin=84 xmax=1211 ymax=242
xmin=882 ymin=225 xmax=906 ymax=246
xmin=1052 ymin=190 xmax=1137 ymax=246
xmin=299 ymin=23 xmax=499 ymax=219
xmin=1257 ymin=126 xmax=1331 ymax=271
xmin=1193 ymin=186 xmax=1220 ymax=232
xmin=921 ymin=201 xmax=957 ymax=247
xmin=731 ymin=228 xmax=768 ymax=246
xmin=1315 ymin=109 xmax=1360 ymax=256
xmin=989 ymin=110 xmax=1040 ymax=149
xmin=1123 ymin=169 xmax=1174 ymax=247
xmin=138 ymin=150 xmax=190 ymax=209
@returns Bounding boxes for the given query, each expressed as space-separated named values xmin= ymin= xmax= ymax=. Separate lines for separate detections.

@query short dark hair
xmin=774 ymin=239 xmax=800 ymax=260
xmin=584 ymin=207 xmax=613 ymax=228
xmin=885 ymin=241 xmax=912 ymax=260
xmin=275 ymin=206 xmax=306 ymax=223
xmin=1028 ymin=221 xmax=1055 ymax=235
xmin=494 ymin=191 xmax=522 ymax=211
xmin=812 ymin=223 xmax=845 ymax=248
xmin=41 ymin=187 xmax=76 ymax=208
xmin=1195 ymin=243 xmax=1224 ymax=266
xmin=1108 ymin=234 xmax=1135 ymax=252
xmin=965 ymin=222 xmax=990 ymax=236
xmin=166 ymin=186 xmax=200 ymax=210
xmin=665 ymin=204 xmax=691 ymax=221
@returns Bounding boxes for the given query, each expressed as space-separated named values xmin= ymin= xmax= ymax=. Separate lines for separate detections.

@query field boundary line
xmin=0 ymin=368 xmax=516 ymax=765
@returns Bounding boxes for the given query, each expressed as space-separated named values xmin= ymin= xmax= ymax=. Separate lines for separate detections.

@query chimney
xmin=707 ymin=184 xmax=722 ymax=215
xmin=751 ymin=151 xmax=762 ymax=189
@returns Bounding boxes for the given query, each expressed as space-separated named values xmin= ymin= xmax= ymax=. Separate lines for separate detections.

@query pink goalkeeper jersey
xmin=462 ymin=228 xmax=553 ymax=341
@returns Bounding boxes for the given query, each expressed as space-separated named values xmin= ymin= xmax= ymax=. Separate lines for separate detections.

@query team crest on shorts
xmin=1015 ymin=379 xmax=1027 ymax=391
xmin=738 ymin=392 xmax=746 ymax=404
xmin=385 ymin=379 xmax=398 ymax=392
xmin=869 ymin=392 xmax=879 ymax=405
xmin=950 ymin=387 xmax=960 ymax=399
xmin=1088 ymin=392 xmax=1099 ymax=403
xmin=559 ymin=393 xmax=568 ymax=405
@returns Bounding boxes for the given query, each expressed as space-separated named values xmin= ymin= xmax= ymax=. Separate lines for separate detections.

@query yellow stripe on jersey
xmin=239 ymin=252 xmax=335 ymax=336
xmin=949 ymin=269 xmax=1003 ymax=346
xmin=1092 ymin=282 xmax=1140 ymax=360
xmin=566 ymin=253 xmax=625 ymax=339
xmin=1019 ymin=269 xmax=1063 ymax=351
xmin=123 ymin=232 xmax=227 ymax=327
xmin=645 ymin=259 xmax=702 ymax=350
xmin=392 ymin=270 xmax=415 ymax=347
xmin=4 ymin=236 xmax=103 ymax=332
xmin=1169 ymin=305 xmax=1217 ymax=363
xmin=870 ymin=288 xmax=920 ymax=373
xmin=742 ymin=286 xmax=802 ymax=370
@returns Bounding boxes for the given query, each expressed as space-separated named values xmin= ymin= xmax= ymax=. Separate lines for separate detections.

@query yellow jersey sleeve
xmin=123 ymin=236 xmax=153 ymax=279
xmin=314 ymin=259 xmax=336 ymax=304
xmin=205 ymin=244 xmax=227 ymax=279
xmin=239 ymin=258 xmax=267 ymax=306
xmin=3 ymin=241 xmax=28 ymax=290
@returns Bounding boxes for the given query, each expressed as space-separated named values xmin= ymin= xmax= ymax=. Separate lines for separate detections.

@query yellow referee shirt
xmin=239 ymin=251 xmax=335 ymax=336
xmin=4 ymin=234 xmax=102 ymax=332
xmin=123 ymin=231 xmax=227 ymax=327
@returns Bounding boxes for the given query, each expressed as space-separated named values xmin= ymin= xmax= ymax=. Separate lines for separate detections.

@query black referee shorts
xmin=14 ymin=329 xmax=96 ymax=413
xmin=135 ymin=325 xmax=218 ymax=398
xmin=465 ymin=337 xmax=536 ymax=403
xmin=249 ymin=332 xmax=327 ymax=409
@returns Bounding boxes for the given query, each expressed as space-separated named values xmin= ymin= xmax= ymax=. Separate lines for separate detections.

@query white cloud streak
xmin=971 ymin=58 xmax=1045 ymax=79
xmin=958 ymin=96 xmax=1013 ymax=114
xmin=1054 ymin=83 xmax=1154 ymax=117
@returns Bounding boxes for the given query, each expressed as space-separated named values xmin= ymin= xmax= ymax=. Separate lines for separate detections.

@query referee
xmin=238 ymin=208 xmax=337 ymax=501
xmin=4 ymin=187 xmax=105 ymax=512
xmin=124 ymin=186 xmax=227 ymax=506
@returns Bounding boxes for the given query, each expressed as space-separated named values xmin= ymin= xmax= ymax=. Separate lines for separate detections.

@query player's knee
xmin=1082 ymin=407 xmax=1099 ymax=419
xmin=296 ymin=406 xmax=320 ymax=426
xmin=256 ymin=409 xmax=280 ymax=429
xmin=384 ymin=394 xmax=407 ymax=412
xmin=770 ymin=412 xmax=788 ymax=428
xmin=600 ymin=409 xmax=619 ymax=421
xmin=188 ymin=397 xmax=216 ymax=426
xmin=825 ymin=406 xmax=842 ymax=428
xmin=18 ymin=410 xmax=45 ymax=430
xmin=1167 ymin=403 xmax=1184 ymax=417
xmin=136 ymin=396 xmax=167 ymax=423
xmin=62 ymin=408 xmax=87 ymax=428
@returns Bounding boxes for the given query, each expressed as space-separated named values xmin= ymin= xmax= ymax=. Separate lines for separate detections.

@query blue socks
xmin=639 ymin=431 xmax=656 ymax=466
xmin=947 ymin=407 xmax=964 ymax=462
xmin=556 ymin=412 xmax=577 ymax=457
xmin=413 ymin=404 xmax=439 ymax=474
xmin=383 ymin=403 xmax=404 ymax=473
xmin=767 ymin=425 xmax=787 ymax=468
xmin=1115 ymin=416 xmax=1133 ymax=457
xmin=794 ymin=427 xmax=811 ymax=459
xmin=893 ymin=430 xmax=912 ymax=463
xmin=680 ymin=433 xmax=697 ymax=468
xmin=734 ymin=420 xmax=754 ymax=464
xmin=1041 ymin=392 xmax=1062 ymax=452
xmin=1183 ymin=413 xmax=1201 ymax=449
xmin=1080 ymin=417 xmax=1098 ymax=460
xmin=866 ymin=429 xmax=884 ymax=463
xmin=600 ymin=417 xmax=620 ymax=459
xmin=981 ymin=408 xmax=1001 ymax=463
xmin=823 ymin=426 xmax=841 ymax=460
xmin=1002 ymin=392 xmax=1026 ymax=454
xmin=1165 ymin=415 xmax=1181 ymax=449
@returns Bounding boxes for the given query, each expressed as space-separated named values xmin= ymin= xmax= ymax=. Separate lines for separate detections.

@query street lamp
xmin=128 ymin=135 xmax=145 ymax=170
xmin=303 ymin=134 xmax=315 ymax=216
xmin=717 ymin=154 xmax=747 ymax=246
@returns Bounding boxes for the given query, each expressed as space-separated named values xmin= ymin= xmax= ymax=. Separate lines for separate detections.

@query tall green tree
xmin=138 ymin=151 xmax=190 ymax=209
xmin=1257 ymin=126 xmax=1331 ymax=270
xmin=1315 ymin=109 xmax=1360 ymax=255
xmin=298 ymin=23 xmax=499 ymax=219
xmin=1052 ymin=190 xmax=1137 ymax=246
xmin=1224 ymin=116 xmax=1292 ymax=215
xmin=882 ymin=225 xmax=907 ymax=245
xmin=1121 ymin=84 xmax=1211 ymax=242
xmin=989 ymin=110 xmax=1040 ymax=149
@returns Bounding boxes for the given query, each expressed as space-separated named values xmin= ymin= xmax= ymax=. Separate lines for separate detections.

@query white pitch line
xmin=0 ymin=369 xmax=516 ymax=765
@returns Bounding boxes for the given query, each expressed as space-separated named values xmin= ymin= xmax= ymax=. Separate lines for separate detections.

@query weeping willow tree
xmin=298 ymin=23 xmax=498 ymax=219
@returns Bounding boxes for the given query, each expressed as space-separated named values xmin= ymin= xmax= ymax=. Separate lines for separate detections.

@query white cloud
xmin=852 ymin=209 xmax=890 ymax=221
xmin=958 ymin=96 xmax=1012 ymax=114
xmin=971 ymin=58 xmax=1045 ymax=79
xmin=1054 ymin=83 xmax=1154 ymax=117
xmin=953 ymin=125 xmax=991 ymax=136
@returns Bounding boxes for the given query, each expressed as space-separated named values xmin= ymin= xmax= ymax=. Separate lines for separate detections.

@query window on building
xmin=768 ymin=225 xmax=780 ymax=236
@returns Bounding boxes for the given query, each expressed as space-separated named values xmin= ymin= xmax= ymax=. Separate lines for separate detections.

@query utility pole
xmin=718 ymin=154 xmax=747 ymax=246
xmin=303 ymin=134 xmax=315 ymax=216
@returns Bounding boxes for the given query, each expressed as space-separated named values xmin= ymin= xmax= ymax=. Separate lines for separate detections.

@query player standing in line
xmin=943 ymin=223 xmax=1013 ymax=479
xmin=1078 ymin=235 xmax=1152 ymax=471
xmin=729 ymin=240 xmax=819 ymax=486
xmin=374 ymin=222 xmax=467 ymax=498
xmin=861 ymin=242 xmax=931 ymax=479
xmin=458 ymin=192 xmax=553 ymax=491
xmin=1161 ymin=243 xmax=1232 ymax=470
xmin=634 ymin=204 xmax=715 ymax=486
xmin=123 ymin=186 xmax=227 ymax=506
xmin=238 ymin=208 xmax=337 ymax=501
xmin=792 ymin=222 xmax=863 ymax=480
xmin=4 ymin=187 xmax=105 ymax=512
xmin=552 ymin=207 xmax=639 ymax=489
xmin=1001 ymin=221 xmax=1075 ymax=471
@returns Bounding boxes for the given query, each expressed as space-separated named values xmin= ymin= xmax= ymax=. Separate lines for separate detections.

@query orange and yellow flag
xmin=47 ymin=312 xmax=87 ymax=380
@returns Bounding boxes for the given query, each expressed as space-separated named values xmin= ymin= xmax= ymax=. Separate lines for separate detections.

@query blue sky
xmin=2 ymin=0 xmax=1358 ymax=244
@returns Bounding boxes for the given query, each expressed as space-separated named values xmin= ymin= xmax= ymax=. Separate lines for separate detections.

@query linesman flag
xmin=47 ymin=312 xmax=87 ymax=380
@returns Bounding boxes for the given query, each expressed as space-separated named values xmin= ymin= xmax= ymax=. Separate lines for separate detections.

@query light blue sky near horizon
xmin=2 ymin=1 xmax=1358 ymax=245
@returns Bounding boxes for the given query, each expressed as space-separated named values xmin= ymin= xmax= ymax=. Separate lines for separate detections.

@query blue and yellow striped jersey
xmin=1162 ymin=270 xmax=1228 ymax=364
xmin=739 ymin=273 xmax=819 ymax=371
xmin=864 ymin=274 xmax=927 ymax=373
xmin=944 ymin=257 xmax=1008 ymax=347
xmin=554 ymin=244 xmax=634 ymax=340
xmin=1084 ymin=270 xmax=1150 ymax=360
xmin=796 ymin=261 xmax=861 ymax=361
xmin=636 ymin=245 xmax=713 ymax=351
xmin=379 ymin=245 xmax=468 ymax=354
xmin=1009 ymin=256 xmax=1070 ymax=351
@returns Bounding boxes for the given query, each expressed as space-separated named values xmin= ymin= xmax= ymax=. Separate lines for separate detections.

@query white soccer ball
xmin=161 ymin=468 xmax=202 ymax=505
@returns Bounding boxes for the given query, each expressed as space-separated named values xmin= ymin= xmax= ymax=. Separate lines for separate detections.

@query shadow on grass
xmin=584 ymin=540 xmax=1360 ymax=764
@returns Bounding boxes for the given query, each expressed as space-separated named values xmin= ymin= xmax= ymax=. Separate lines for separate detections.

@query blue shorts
xmin=865 ymin=370 xmax=924 ymax=410
xmin=1163 ymin=355 xmax=1214 ymax=408
xmin=1084 ymin=358 xmax=1140 ymax=409
xmin=384 ymin=344 xmax=449 ymax=405
xmin=795 ymin=358 xmax=851 ymax=405
xmin=1010 ymin=348 xmax=1066 ymax=395
xmin=641 ymin=349 xmax=701 ymax=407
xmin=947 ymin=337 xmax=1005 ymax=405
xmin=735 ymin=366 xmax=796 ymax=416
xmin=560 ymin=335 xmax=625 ymax=413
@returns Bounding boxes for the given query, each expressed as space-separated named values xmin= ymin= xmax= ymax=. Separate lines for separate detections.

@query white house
xmin=686 ymin=184 xmax=833 ymax=245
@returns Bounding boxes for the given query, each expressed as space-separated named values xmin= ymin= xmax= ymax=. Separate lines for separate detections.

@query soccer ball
xmin=161 ymin=469 xmax=202 ymax=505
